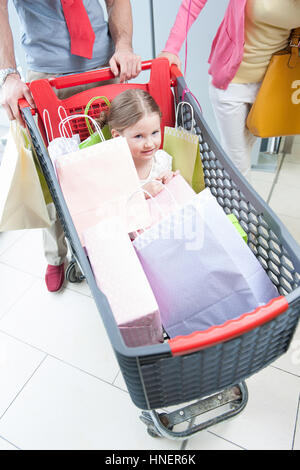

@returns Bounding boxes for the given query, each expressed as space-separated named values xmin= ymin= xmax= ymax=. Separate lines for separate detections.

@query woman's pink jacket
xmin=164 ymin=0 xmax=247 ymax=89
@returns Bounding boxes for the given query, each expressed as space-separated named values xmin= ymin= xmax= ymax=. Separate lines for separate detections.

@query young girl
xmin=98 ymin=89 xmax=178 ymax=197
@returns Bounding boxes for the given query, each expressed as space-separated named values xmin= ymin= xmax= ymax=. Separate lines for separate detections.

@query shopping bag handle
xmin=168 ymin=296 xmax=289 ymax=356
xmin=128 ymin=179 xmax=181 ymax=236
xmin=84 ymin=96 xmax=111 ymax=136
xmin=175 ymin=101 xmax=195 ymax=132
xmin=59 ymin=114 xmax=105 ymax=142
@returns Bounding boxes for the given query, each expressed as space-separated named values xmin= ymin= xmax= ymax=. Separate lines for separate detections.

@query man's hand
xmin=109 ymin=47 xmax=141 ymax=83
xmin=1 ymin=73 xmax=35 ymax=126
xmin=105 ymin=0 xmax=141 ymax=83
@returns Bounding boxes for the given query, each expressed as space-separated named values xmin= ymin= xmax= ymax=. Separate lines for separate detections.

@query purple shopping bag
xmin=133 ymin=189 xmax=278 ymax=338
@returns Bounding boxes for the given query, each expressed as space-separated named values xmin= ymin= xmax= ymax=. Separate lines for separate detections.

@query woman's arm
xmin=159 ymin=0 xmax=208 ymax=67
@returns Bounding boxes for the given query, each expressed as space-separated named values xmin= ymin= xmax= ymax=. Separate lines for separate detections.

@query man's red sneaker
xmin=45 ymin=264 xmax=65 ymax=292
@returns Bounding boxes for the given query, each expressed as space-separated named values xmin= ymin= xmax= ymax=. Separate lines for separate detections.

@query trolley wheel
xmin=147 ymin=426 xmax=160 ymax=438
xmin=66 ymin=261 xmax=85 ymax=283
xmin=159 ymin=413 xmax=174 ymax=431
xmin=140 ymin=411 xmax=174 ymax=438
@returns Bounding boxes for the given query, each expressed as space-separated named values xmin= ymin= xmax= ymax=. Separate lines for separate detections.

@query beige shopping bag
xmin=0 ymin=121 xmax=51 ymax=231
xmin=163 ymin=102 xmax=205 ymax=193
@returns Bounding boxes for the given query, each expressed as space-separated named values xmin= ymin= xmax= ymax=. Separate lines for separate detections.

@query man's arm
xmin=105 ymin=0 xmax=141 ymax=82
xmin=0 ymin=0 xmax=34 ymax=125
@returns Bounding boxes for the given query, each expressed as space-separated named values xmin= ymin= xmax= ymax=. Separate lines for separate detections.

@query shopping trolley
xmin=19 ymin=58 xmax=300 ymax=440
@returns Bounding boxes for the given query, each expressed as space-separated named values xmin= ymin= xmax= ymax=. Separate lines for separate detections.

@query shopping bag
xmin=55 ymin=135 xmax=151 ymax=244
xmin=79 ymin=96 xmax=111 ymax=149
xmin=83 ymin=217 xmax=163 ymax=347
xmin=133 ymin=188 xmax=278 ymax=338
xmin=146 ymin=174 xmax=196 ymax=226
xmin=47 ymin=134 xmax=80 ymax=174
xmin=21 ymin=125 xmax=53 ymax=206
xmin=163 ymin=102 xmax=205 ymax=193
xmin=42 ymin=107 xmax=81 ymax=176
xmin=0 ymin=121 xmax=51 ymax=231
xmin=247 ymin=28 xmax=300 ymax=137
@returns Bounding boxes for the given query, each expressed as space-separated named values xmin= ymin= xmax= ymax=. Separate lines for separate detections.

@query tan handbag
xmin=247 ymin=28 xmax=300 ymax=138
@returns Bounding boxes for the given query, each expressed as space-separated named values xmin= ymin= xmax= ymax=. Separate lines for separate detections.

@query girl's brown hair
xmin=97 ymin=89 xmax=161 ymax=133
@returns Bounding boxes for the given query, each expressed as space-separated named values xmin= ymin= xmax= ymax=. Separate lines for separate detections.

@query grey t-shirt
xmin=12 ymin=0 xmax=114 ymax=74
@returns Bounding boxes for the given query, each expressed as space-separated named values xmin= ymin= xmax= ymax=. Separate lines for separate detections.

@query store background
xmin=0 ymin=0 xmax=227 ymax=155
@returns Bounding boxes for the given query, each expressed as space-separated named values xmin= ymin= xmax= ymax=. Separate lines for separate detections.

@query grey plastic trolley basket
xmin=20 ymin=59 xmax=300 ymax=440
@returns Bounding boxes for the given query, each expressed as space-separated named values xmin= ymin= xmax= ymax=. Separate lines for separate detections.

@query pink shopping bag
xmin=146 ymin=174 xmax=196 ymax=227
xmin=55 ymin=136 xmax=151 ymax=243
xmin=83 ymin=217 xmax=164 ymax=347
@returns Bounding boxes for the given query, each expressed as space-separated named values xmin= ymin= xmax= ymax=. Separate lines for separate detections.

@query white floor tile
xmin=0 ymin=280 xmax=119 ymax=382
xmin=0 ymin=263 xmax=36 ymax=319
xmin=0 ymin=229 xmax=45 ymax=278
xmin=275 ymin=213 xmax=300 ymax=246
xmin=277 ymin=161 xmax=300 ymax=189
xmin=269 ymin=184 xmax=300 ymax=219
xmin=291 ymin=136 xmax=300 ymax=146
xmin=250 ymin=177 xmax=273 ymax=201
xmin=294 ymin=397 xmax=300 ymax=450
xmin=0 ymin=356 xmax=181 ymax=450
xmin=272 ymin=323 xmax=300 ymax=377
xmin=0 ymin=230 xmax=26 ymax=256
xmin=186 ymin=431 xmax=243 ymax=450
xmin=250 ymin=169 xmax=276 ymax=183
xmin=113 ymin=370 xmax=128 ymax=392
xmin=65 ymin=279 xmax=93 ymax=297
xmin=0 ymin=331 xmax=45 ymax=417
xmin=202 ymin=366 xmax=300 ymax=450
xmin=284 ymin=152 xmax=300 ymax=165
xmin=0 ymin=436 xmax=18 ymax=450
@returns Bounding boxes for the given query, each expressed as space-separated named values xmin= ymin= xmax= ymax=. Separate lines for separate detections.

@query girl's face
xmin=111 ymin=112 xmax=161 ymax=163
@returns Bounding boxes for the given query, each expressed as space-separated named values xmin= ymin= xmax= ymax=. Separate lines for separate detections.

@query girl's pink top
xmin=163 ymin=0 xmax=247 ymax=90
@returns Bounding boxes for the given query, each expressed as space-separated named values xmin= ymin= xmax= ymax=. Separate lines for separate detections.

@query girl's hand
xmin=156 ymin=169 xmax=180 ymax=185
xmin=142 ymin=171 xmax=180 ymax=198
xmin=142 ymin=180 xmax=165 ymax=199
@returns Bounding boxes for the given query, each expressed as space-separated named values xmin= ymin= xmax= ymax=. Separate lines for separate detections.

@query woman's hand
xmin=158 ymin=51 xmax=181 ymax=70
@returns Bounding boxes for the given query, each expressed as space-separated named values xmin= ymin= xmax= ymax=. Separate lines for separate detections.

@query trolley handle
xmin=168 ymin=296 xmax=289 ymax=356
xmin=18 ymin=98 xmax=36 ymax=114
xmin=48 ymin=60 xmax=154 ymax=90
xmin=48 ymin=60 xmax=183 ymax=90
xmin=17 ymin=60 xmax=182 ymax=112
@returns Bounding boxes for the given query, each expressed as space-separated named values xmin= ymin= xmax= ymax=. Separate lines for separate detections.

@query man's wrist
xmin=114 ymin=41 xmax=133 ymax=52
xmin=0 ymin=68 xmax=21 ymax=87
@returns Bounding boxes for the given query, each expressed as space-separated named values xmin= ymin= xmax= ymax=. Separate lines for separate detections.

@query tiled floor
xmin=0 ymin=146 xmax=300 ymax=450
